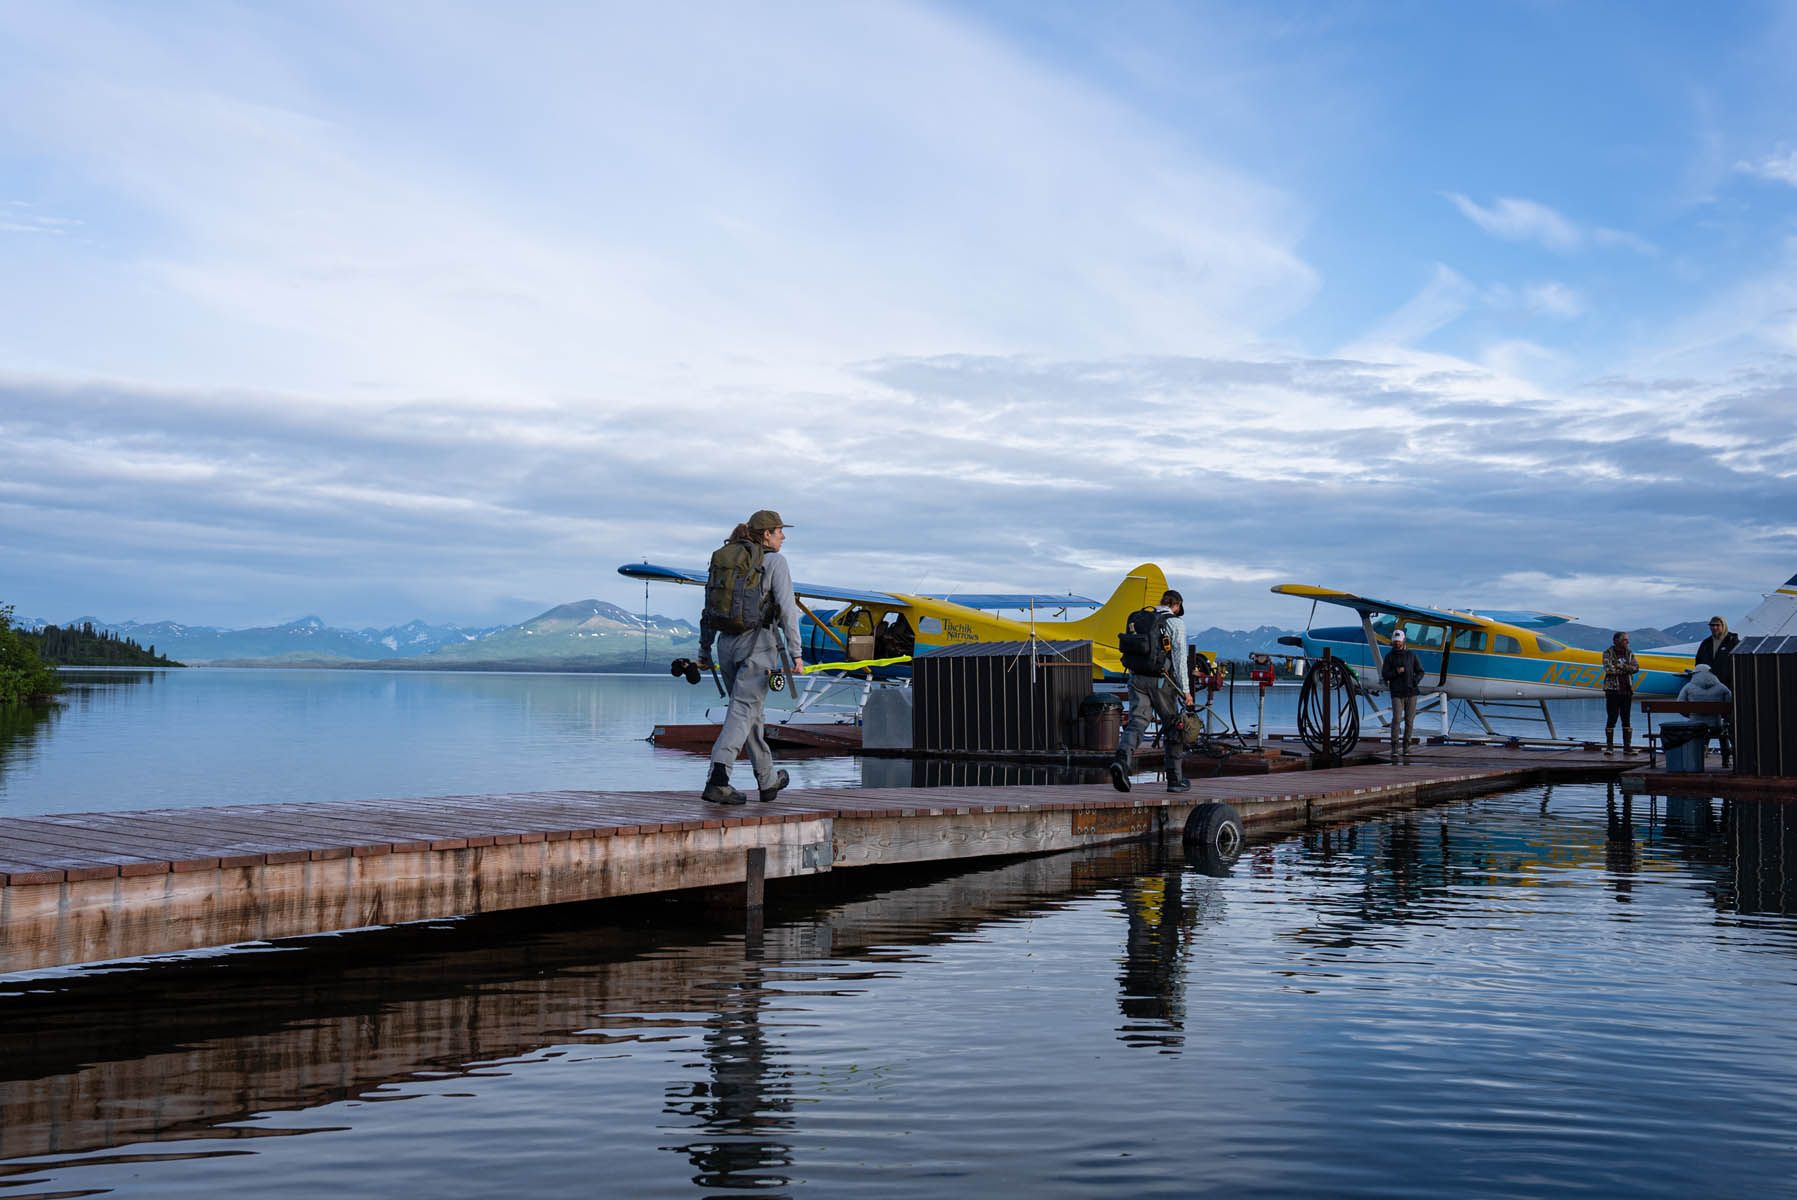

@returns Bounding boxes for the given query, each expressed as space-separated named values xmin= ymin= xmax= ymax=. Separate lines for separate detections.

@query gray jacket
xmin=761 ymin=551 xmax=802 ymax=657
xmin=1677 ymin=668 xmax=1731 ymax=707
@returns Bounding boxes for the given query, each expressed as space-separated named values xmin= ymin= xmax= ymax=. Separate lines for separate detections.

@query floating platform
xmin=0 ymin=744 xmax=1636 ymax=975
xmin=651 ymin=720 xmax=864 ymax=752
xmin=1629 ymin=770 xmax=1797 ymax=800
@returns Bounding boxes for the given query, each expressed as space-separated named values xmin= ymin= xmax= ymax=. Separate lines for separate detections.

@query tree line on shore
xmin=1 ymin=605 xmax=183 ymax=704
xmin=30 ymin=621 xmax=183 ymax=668
xmin=1 ymin=604 xmax=60 ymax=705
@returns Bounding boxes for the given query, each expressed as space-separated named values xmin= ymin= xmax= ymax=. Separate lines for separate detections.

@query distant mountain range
xmin=1551 ymin=621 xmax=1710 ymax=651
xmin=17 ymin=602 xmax=700 ymax=668
xmin=1186 ymin=626 xmax=1306 ymax=661
xmin=12 ymin=606 xmax=1717 ymax=670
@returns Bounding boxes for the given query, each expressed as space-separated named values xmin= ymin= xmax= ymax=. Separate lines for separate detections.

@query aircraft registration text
xmin=1542 ymin=662 xmax=1603 ymax=688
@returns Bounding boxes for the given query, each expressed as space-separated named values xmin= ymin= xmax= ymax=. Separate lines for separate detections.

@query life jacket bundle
xmin=703 ymin=538 xmax=768 ymax=635
xmin=1117 ymin=607 xmax=1173 ymax=676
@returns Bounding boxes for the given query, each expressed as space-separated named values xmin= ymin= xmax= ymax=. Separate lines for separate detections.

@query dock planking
xmin=0 ymin=744 xmax=1638 ymax=974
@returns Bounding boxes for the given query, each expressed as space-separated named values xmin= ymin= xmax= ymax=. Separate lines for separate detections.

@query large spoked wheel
xmin=1183 ymin=801 xmax=1244 ymax=876
xmin=1297 ymin=658 xmax=1361 ymax=758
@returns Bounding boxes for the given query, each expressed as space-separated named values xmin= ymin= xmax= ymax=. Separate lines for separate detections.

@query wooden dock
xmin=0 ymin=744 xmax=1636 ymax=975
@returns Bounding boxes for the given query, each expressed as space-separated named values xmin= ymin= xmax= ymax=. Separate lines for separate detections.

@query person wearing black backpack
xmin=1109 ymin=589 xmax=1193 ymax=794
xmin=696 ymin=510 xmax=805 ymax=805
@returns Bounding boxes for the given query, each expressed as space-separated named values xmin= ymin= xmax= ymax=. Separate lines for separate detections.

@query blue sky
xmin=1 ymin=0 xmax=1794 ymax=631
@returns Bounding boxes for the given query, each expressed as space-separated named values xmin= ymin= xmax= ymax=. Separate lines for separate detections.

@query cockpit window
xmin=1535 ymin=635 xmax=1566 ymax=654
xmin=1371 ymin=614 xmax=1397 ymax=639
xmin=1492 ymin=634 xmax=1522 ymax=655
xmin=1452 ymin=629 xmax=1488 ymax=652
xmin=916 ymin=617 xmax=943 ymax=635
xmin=1400 ymin=621 xmax=1445 ymax=649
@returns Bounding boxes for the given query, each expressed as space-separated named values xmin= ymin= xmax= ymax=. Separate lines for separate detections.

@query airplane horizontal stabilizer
xmin=919 ymin=593 xmax=1099 ymax=610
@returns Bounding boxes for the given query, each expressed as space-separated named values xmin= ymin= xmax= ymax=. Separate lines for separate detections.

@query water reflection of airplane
xmin=618 ymin=561 xmax=1169 ymax=680
xmin=1271 ymin=570 xmax=1797 ymax=740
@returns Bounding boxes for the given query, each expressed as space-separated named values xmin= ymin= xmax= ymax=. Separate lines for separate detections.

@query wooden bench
xmin=1639 ymin=699 xmax=1731 ymax=770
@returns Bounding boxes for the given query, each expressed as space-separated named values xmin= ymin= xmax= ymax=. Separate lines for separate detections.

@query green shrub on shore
xmin=0 ymin=604 xmax=61 ymax=705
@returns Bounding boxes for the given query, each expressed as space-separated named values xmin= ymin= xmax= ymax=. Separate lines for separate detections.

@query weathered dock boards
xmin=0 ymin=745 xmax=1633 ymax=974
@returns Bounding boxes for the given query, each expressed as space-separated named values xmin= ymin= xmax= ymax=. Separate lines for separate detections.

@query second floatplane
xmin=1272 ymin=571 xmax=1797 ymax=744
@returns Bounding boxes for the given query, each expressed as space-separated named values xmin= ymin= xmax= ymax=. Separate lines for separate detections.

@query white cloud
xmin=1347 ymin=263 xmax=1477 ymax=351
xmin=0 ymin=200 xmax=80 ymax=235
xmin=1524 ymin=282 xmax=1585 ymax=318
xmin=1446 ymin=193 xmax=1583 ymax=252
xmin=0 ymin=3 xmax=1318 ymax=404
xmin=1444 ymin=193 xmax=1654 ymax=256
xmin=1486 ymin=571 xmax=1712 ymax=622
xmin=1591 ymin=227 xmax=1658 ymax=255
xmin=1736 ymin=148 xmax=1797 ymax=186
xmin=11 ymin=347 xmax=1791 ymax=629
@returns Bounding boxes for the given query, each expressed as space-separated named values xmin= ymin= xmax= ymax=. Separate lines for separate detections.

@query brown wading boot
xmin=1605 ymin=732 xmax=1614 ymax=756
xmin=702 ymin=763 xmax=747 ymax=805
xmin=1623 ymin=729 xmax=1634 ymax=755
xmin=759 ymin=768 xmax=789 ymax=803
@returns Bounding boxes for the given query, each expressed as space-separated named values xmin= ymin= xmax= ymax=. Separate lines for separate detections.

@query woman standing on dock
xmin=1602 ymin=631 xmax=1640 ymax=755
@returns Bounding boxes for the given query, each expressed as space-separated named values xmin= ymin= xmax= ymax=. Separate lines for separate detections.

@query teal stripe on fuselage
xmin=1304 ymin=634 xmax=1686 ymax=698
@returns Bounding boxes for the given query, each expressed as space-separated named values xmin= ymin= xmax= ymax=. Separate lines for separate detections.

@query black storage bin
xmin=1079 ymin=692 xmax=1124 ymax=752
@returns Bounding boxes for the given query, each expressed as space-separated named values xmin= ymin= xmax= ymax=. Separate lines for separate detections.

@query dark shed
xmin=1732 ymin=634 xmax=1797 ymax=777
xmin=912 ymin=641 xmax=1093 ymax=754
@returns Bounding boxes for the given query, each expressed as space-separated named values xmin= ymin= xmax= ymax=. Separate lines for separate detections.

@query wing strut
xmin=796 ymin=596 xmax=847 ymax=650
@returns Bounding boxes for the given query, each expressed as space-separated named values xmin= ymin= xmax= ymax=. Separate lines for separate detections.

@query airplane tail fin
xmin=1061 ymin=563 xmax=1170 ymax=645
xmin=1736 ymin=571 xmax=1797 ymax=639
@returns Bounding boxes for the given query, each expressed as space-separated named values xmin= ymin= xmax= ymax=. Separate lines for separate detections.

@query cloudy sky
xmin=2 ymin=0 xmax=1794 ymax=632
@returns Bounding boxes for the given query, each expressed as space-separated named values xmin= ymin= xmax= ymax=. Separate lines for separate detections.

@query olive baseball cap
xmin=747 ymin=510 xmax=790 ymax=532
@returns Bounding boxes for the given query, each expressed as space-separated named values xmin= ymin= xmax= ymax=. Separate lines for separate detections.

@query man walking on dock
xmin=697 ymin=510 xmax=805 ymax=805
xmin=1109 ymin=589 xmax=1193 ymax=794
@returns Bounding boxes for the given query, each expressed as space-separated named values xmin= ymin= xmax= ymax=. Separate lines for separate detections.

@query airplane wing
xmin=1464 ymin=609 xmax=1577 ymax=630
xmin=919 ymin=593 xmax=1099 ymax=610
xmin=1270 ymin=584 xmax=1476 ymax=628
xmin=618 ymin=562 xmax=906 ymax=607
xmin=619 ymin=563 xmax=1099 ymax=611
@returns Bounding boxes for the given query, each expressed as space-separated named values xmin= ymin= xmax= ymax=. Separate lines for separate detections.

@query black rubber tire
xmin=1182 ymin=801 xmax=1244 ymax=858
xmin=1185 ymin=839 xmax=1241 ymax=877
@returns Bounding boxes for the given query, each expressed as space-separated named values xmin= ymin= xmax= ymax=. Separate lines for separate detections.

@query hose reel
xmin=1297 ymin=656 xmax=1361 ymax=759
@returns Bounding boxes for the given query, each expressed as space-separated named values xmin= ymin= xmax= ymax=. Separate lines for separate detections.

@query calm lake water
xmin=5 ymin=670 xmax=1778 ymax=1197
xmin=1 ymin=668 xmax=1623 ymax=816
xmin=4 ymin=781 xmax=1795 ymax=1197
